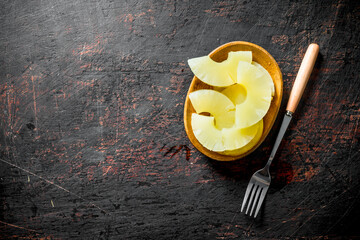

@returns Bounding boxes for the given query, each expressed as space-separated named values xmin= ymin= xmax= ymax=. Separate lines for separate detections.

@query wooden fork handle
xmin=286 ymin=43 xmax=319 ymax=113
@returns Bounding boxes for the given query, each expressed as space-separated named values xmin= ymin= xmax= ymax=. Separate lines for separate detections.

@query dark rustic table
xmin=1 ymin=0 xmax=359 ymax=239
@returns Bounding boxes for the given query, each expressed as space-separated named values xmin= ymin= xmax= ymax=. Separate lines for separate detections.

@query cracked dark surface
xmin=0 ymin=0 xmax=359 ymax=239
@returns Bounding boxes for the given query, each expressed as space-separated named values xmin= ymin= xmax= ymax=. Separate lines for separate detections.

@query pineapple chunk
xmin=188 ymin=56 xmax=232 ymax=87
xmin=235 ymin=61 xmax=272 ymax=128
xmin=191 ymin=114 xmax=225 ymax=152
xmin=252 ymin=62 xmax=275 ymax=96
xmin=227 ymin=51 xmax=252 ymax=81
xmin=221 ymin=120 xmax=260 ymax=151
xmin=191 ymin=113 xmax=259 ymax=152
xmin=221 ymin=84 xmax=247 ymax=105
xmin=221 ymin=120 xmax=263 ymax=156
xmin=189 ymin=89 xmax=235 ymax=129
xmin=188 ymin=51 xmax=252 ymax=87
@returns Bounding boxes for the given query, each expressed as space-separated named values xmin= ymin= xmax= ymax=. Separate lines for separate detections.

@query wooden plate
xmin=183 ymin=41 xmax=283 ymax=161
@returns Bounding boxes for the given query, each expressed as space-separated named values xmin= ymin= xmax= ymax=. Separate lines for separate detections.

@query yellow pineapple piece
xmin=235 ymin=61 xmax=272 ymax=128
xmin=221 ymin=120 xmax=260 ymax=151
xmin=227 ymin=51 xmax=252 ymax=81
xmin=221 ymin=120 xmax=263 ymax=156
xmin=189 ymin=89 xmax=235 ymax=129
xmin=221 ymin=84 xmax=247 ymax=105
xmin=252 ymin=62 xmax=275 ymax=96
xmin=191 ymin=113 xmax=259 ymax=152
xmin=191 ymin=114 xmax=225 ymax=152
xmin=188 ymin=51 xmax=252 ymax=87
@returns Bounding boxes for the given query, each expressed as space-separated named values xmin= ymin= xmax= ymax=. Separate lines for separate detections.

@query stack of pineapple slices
xmin=188 ymin=51 xmax=274 ymax=155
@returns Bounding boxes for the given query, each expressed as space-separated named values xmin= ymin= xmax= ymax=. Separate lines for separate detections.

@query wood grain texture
xmin=286 ymin=43 xmax=319 ymax=113
xmin=0 ymin=0 xmax=359 ymax=239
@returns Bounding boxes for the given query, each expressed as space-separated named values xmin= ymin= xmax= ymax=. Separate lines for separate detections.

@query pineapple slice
xmin=221 ymin=120 xmax=260 ymax=151
xmin=221 ymin=120 xmax=263 ymax=156
xmin=188 ymin=51 xmax=252 ymax=87
xmin=252 ymin=62 xmax=275 ymax=96
xmin=222 ymin=63 xmax=274 ymax=105
xmin=189 ymin=89 xmax=235 ymax=129
xmin=221 ymin=84 xmax=247 ymax=105
xmin=191 ymin=113 xmax=259 ymax=152
xmin=188 ymin=56 xmax=232 ymax=87
xmin=227 ymin=51 xmax=252 ymax=81
xmin=235 ymin=61 xmax=272 ymax=128
xmin=191 ymin=114 xmax=225 ymax=152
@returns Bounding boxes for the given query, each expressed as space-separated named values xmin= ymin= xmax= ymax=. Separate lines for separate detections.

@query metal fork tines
xmin=241 ymin=168 xmax=270 ymax=218
xmin=241 ymin=112 xmax=293 ymax=218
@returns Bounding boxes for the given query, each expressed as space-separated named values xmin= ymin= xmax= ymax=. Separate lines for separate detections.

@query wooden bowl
xmin=183 ymin=41 xmax=283 ymax=161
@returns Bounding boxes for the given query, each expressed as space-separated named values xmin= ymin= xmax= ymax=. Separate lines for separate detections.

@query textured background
xmin=0 ymin=0 xmax=359 ymax=239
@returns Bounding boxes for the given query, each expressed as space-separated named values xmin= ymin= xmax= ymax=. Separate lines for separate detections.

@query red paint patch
xmin=87 ymin=166 xmax=96 ymax=181
xmin=271 ymin=35 xmax=289 ymax=45
xmin=73 ymin=35 xmax=107 ymax=58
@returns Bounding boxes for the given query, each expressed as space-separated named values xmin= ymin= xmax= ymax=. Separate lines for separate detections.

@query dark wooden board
xmin=0 ymin=0 xmax=359 ymax=239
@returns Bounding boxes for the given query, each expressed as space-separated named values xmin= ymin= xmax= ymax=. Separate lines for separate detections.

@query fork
xmin=241 ymin=43 xmax=319 ymax=218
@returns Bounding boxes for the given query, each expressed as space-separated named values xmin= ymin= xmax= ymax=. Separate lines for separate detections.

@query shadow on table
xmin=208 ymin=155 xmax=294 ymax=191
